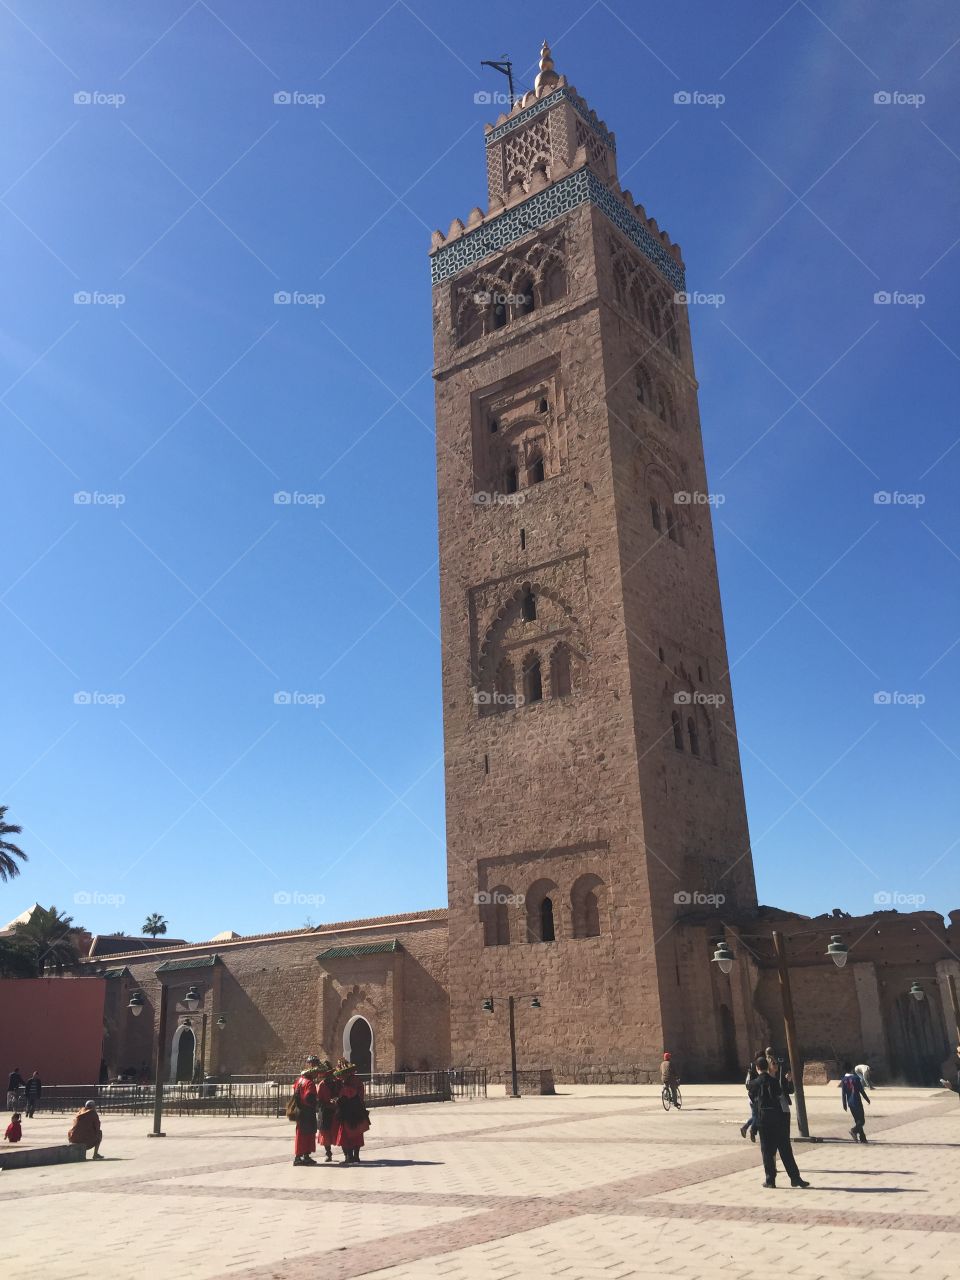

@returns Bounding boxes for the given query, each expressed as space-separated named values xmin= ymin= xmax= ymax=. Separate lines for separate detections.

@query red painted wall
xmin=0 ymin=978 xmax=105 ymax=1085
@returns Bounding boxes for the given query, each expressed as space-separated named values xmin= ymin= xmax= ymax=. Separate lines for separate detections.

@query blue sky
xmin=1 ymin=1 xmax=958 ymax=942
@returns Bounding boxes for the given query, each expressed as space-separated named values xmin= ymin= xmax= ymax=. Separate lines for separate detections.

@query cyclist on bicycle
xmin=660 ymin=1052 xmax=680 ymax=1106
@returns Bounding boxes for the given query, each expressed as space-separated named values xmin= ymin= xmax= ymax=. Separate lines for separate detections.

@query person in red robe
xmin=4 ymin=1112 xmax=22 ymax=1143
xmin=334 ymin=1061 xmax=370 ymax=1164
xmin=292 ymin=1059 xmax=320 ymax=1166
xmin=315 ymin=1060 xmax=339 ymax=1162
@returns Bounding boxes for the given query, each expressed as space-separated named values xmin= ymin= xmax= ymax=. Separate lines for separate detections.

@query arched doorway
xmin=343 ymin=1015 xmax=373 ymax=1075
xmin=171 ymin=1024 xmax=196 ymax=1083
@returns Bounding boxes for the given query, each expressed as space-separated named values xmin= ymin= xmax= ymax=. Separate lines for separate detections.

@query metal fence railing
xmin=4 ymin=1069 xmax=487 ymax=1118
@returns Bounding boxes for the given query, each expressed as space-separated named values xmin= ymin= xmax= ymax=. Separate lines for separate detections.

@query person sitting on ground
xmin=4 ymin=1112 xmax=22 ymax=1143
xmin=660 ymin=1052 xmax=680 ymax=1105
xmin=67 ymin=1100 xmax=103 ymax=1159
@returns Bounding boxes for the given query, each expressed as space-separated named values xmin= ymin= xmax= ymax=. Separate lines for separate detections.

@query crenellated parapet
xmin=432 ymin=41 xmax=683 ymax=291
xmin=430 ymin=161 xmax=684 ymax=291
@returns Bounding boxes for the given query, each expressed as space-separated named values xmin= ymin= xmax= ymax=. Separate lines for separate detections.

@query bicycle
xmin=661 ymin=1082 xmax=682 ymax=1111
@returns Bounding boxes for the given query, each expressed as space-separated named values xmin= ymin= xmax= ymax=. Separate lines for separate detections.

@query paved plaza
xmin=1 ymin=1084 xmax=957 ymax=1279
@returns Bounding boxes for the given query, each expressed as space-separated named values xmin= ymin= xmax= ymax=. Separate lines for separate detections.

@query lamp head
xmin=711 ymin=940 xmax=735 ymax=975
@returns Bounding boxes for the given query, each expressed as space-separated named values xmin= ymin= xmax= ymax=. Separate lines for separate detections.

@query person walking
xmin=659 ymin=1052 xmax=680 ymax=1107
xmin=6 ymin=1067 xmax=24 ymax=1110
xmin=291 ymin=1058 xmax=321 ymax=1167
xmin=334 ymin=1061 xmax=370 ymax=1164
xmin=24 ymin=1071 xmax=42 ymax=1119
xmin=740 ymin=1059 xmax=759 ymax=1141
xmin=315 ymin=1060 xmax=339 ymax=1163
xmin=67 ymin=1100 xmax=103 ymax=1159
xmin=840 ymin=1063 xmax=871 ymax=1142
xmin=747 ymin=1056 xmax=810 ymax=1189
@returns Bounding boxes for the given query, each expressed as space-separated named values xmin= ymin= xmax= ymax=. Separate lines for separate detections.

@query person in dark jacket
xmin=747 ymin=1057 xmax=809 ymax=1188
xmin=24 ymin=1071 xmax=42 ymax=1119
xmin=840 ymin=1062 xmax=871 ymax=1142
xmin=740 ymin=1060 xmax=759 ymax=1141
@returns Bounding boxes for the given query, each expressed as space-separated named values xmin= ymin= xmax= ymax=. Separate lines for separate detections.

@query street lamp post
xmin=712 ymin=929 xmax=847 ymax=1141
xmin=482 ymin=994 xmax=541 ymax=1097
xmin=128 ymin=982 xmax=204 ymax=1136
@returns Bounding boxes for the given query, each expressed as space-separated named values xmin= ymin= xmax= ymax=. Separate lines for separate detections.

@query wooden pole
xmin=508 ymin=996 xmax=519 ymax=1098
xmin=772 ymin=931 xmax=810 ymax=1139
xmin=149 ymin=984 xmax=168 ymax=1137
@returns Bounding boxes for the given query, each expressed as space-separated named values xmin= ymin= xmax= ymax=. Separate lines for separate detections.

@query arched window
xmin=612 ymin=261 xmax=629 ymax=308
xmin=550 ymin=644 xmax=572 ymax=698
xmin=656 ymin=385 xmax=675 ymax=428
xmin=483 ymin=885 xmax=513 ymax=946
xmin=635 ymin=367 xmax=652 ymax=407
xmin=492 ymin=299 xmax=507 ymax=330
xmin=528 ymin=453 xmax=545 ymax=485
xmin=458 ymin=296 xmax=484 ymax=346
xmin=688 ymin=716 xmax=700 ymax=757
xmin=521 ymin=590 xmax=537 ymax=622
xmin=571 ymin=873 xmax=604 ymax=938
xmin=494 ymin=658 xmax=515 ymax=708
xmin=538 ymin=397 xmax=548 ymax=414
xmin=540 ymin=258 xmax=566 ymax=305
xmin=522 ymin=654 xmax=542 ymax=704
xmin=665 ymin=317 xmax=681 ymax=358
xmin=651 ymin=499 xmax=662 ymax=531
xmin=666 ymin=508 xmax=678 ymax=542
xmin=672 ymin=710 xmax=684 ymax=751
xmin=505 ymin=465 xmax=519 ymax=494
xmin=703 ymin=712 xmax=718 ymax=765
xmin=526 ymin=879 xmax=560 ymax=942
xmin=628 ymin=277 xmax=645 ymax=321
xmin=515 ymin=276 xmax=535 ymax=318
xmin=647 ymin=299 xmax=662 ymax=337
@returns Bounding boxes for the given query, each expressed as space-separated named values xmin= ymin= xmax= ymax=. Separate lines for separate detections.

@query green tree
xmin=0 ymin=806 xmax=27 ymax=882
xmin=142 ymin=913 xmax=168 ymax=938
xmin=0 ymin=937 xmax=35 ymax=978
xmin=13 ymin=905 xmax=80 ymax=976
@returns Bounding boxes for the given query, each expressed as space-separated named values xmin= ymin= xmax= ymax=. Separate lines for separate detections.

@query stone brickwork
xmin=432 ymin=53 xmax=759 ymax=1083
xmin=93 ymin=911 xmax=449 ymax=1080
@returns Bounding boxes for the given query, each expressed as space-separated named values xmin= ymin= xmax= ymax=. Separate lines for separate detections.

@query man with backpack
xmin=840 ymin=1062 xmax=871 ymax=1142
xmin=747 ymin=1056 xmax=810 ymax=1189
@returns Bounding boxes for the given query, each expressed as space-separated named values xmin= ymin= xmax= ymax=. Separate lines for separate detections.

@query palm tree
xmin=0 ymin=806 xmax=27 ymax=882
xmin=142 ymin=913 xmax=168 ymax=938
xmin=13 ymin=905 xmax=80 ymax=976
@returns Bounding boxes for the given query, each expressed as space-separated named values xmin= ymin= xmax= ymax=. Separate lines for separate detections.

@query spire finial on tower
xmin=534 ymin=39 xmax=559 ymax=93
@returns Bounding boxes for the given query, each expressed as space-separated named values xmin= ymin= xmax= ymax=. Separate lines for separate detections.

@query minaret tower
xmin=431 ymin=44 xmax=757 ymax=1079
